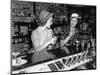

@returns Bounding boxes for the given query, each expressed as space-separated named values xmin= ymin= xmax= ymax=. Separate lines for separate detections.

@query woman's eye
xmin=74 ymin=20 xmax=77 ymax=23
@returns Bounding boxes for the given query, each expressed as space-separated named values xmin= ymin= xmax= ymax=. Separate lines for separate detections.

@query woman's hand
xmin=69 ymin=27 xmax=75 ymax=36
xmin=50 ymin=37 xmax=57 ymax=44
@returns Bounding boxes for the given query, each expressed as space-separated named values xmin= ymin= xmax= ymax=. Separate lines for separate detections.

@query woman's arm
xmin=36 ymin=37 xmax=57 ymax=51
xmin=60 ymin=26 xmax=75 ymax=47
xmin=60 ymin=34 xmax=72 ymax=47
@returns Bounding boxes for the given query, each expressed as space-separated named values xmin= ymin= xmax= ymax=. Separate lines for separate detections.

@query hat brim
xmin=40 ymin=13 xmax=54 ymax=23
xmin=71 ymin=17 xmax=81 ymax=19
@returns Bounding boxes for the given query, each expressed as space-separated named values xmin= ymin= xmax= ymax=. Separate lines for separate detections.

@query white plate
xmin=12 ymin=59 xmax=27 ymax=66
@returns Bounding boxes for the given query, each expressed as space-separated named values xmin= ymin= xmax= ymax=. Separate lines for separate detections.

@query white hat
xmin=71 ymin=13 xmax=81 ymax=18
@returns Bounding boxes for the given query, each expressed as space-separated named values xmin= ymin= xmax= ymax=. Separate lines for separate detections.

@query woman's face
xmin=46 ymin=17 xmax=53 ymax=28
xmin=70 ymin=18 xmax=78 ymax=27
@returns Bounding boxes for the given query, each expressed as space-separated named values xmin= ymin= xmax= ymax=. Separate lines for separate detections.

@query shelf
xmin=12 ymin=16 xmax=34 ymax=22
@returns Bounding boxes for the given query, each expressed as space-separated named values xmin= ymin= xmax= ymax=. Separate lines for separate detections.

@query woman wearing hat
xmin=60 ymin=13 xmax=81 ymax=54
xmin=31 ymin=10 xmax=57 ymax=63
xmin=60 ymin=13 xmax=88 ymax=69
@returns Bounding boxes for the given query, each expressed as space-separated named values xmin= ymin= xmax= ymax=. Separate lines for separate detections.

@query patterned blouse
xmin=60 ymin=25 xmax=79 ymax=44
